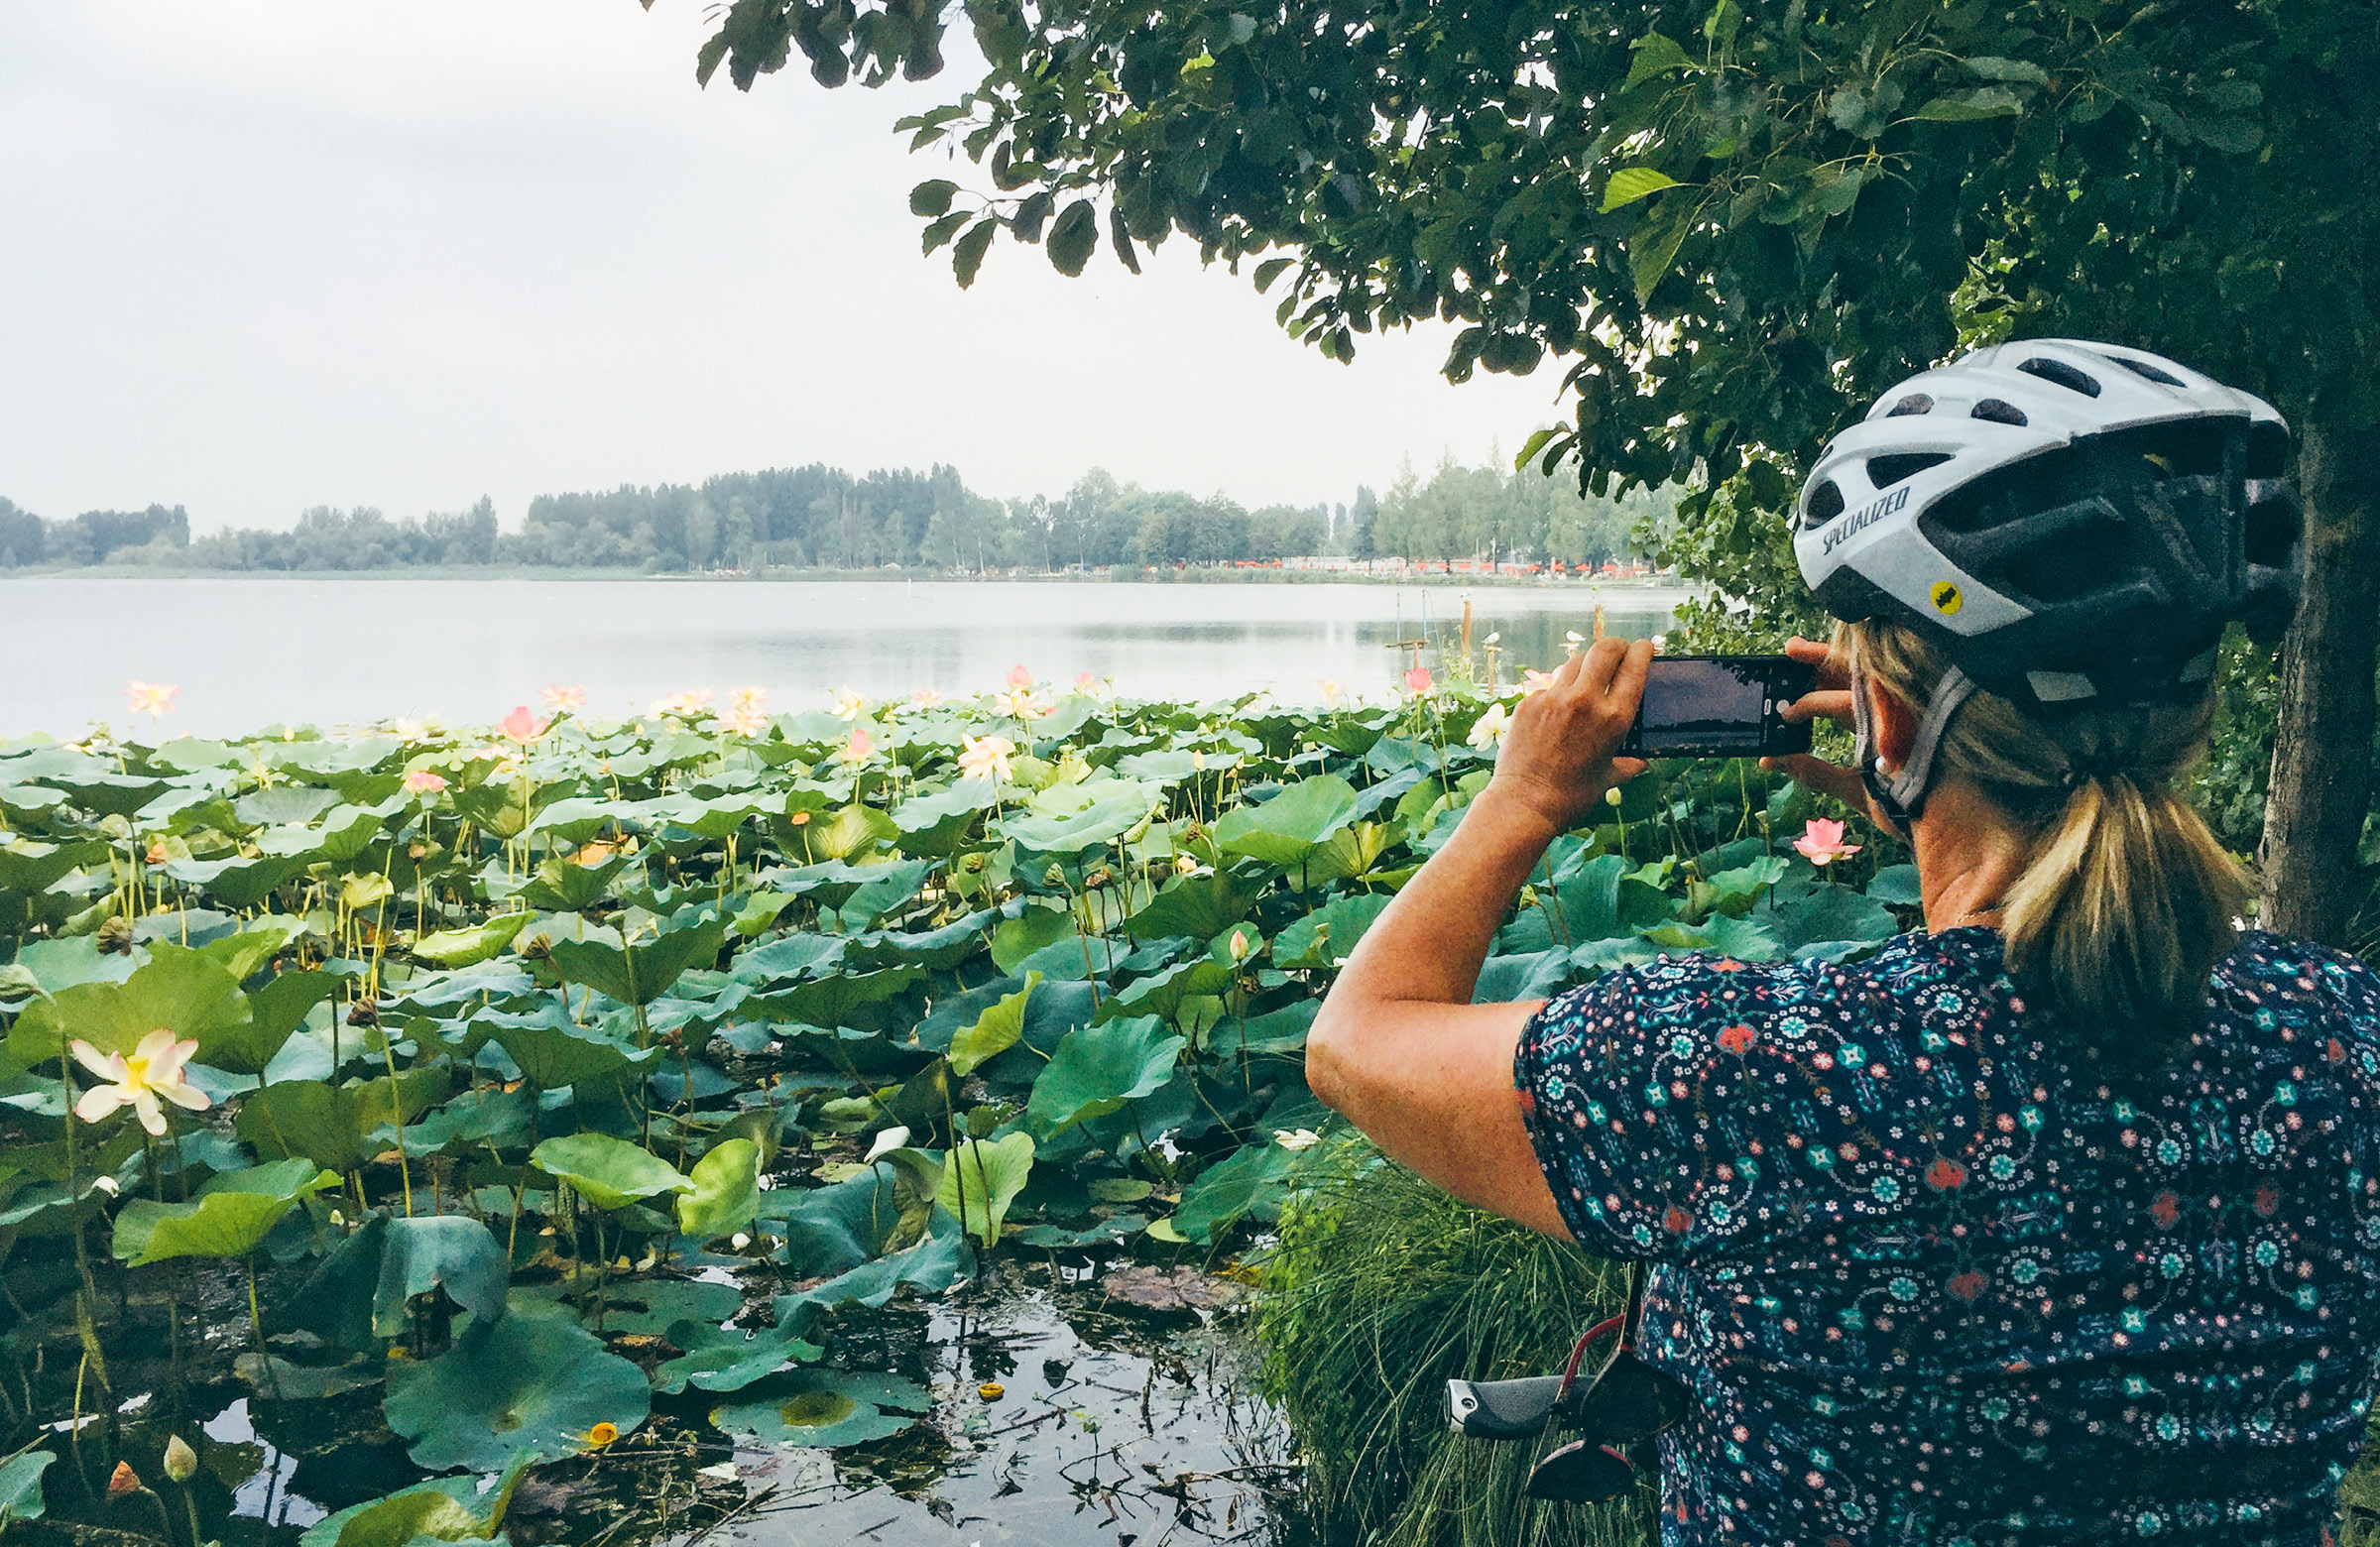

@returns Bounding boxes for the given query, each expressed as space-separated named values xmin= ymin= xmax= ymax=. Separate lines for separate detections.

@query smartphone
xmin=1620 ymin=654 xmax=1815 ymax=759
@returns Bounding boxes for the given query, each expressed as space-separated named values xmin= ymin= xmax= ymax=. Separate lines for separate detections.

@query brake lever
xmin=1445 ymin=1373 xmax=1568 ymax=1440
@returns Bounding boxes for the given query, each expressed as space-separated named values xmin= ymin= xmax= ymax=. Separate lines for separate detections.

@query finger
xmin=1606 ymin=638 xmax=1655 ymax=717
xmin=1779 ymin=689 xmax=1855 ymax=726
xmin=1607 ymin=758 xmax=1650 ymax=784
xmin=1759 ymin=754 xmax=1868 ymax=810
xmin=1552 ymin=650 xmax=1589 ymax=688
xmin=1577 ymin=636 xmax=1631 ymax=697
xmin=1782 ymin=636 xmax=1834 ymax=663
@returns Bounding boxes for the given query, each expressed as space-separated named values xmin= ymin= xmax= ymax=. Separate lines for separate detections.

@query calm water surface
xmin=0 ymin=577 xmax=1686 ymax=736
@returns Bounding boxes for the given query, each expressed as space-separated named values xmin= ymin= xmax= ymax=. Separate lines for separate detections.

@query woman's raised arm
xmin=1306 ymin=636 xmax=1653 ymax=1237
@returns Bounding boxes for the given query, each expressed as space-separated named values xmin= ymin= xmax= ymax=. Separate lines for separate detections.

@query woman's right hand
xmin=1757 ymin=635 xmax=1886 ymax=823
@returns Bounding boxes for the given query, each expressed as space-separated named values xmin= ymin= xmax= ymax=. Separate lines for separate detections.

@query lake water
xmin=0 ymin=576 xmax=1688 ymax=737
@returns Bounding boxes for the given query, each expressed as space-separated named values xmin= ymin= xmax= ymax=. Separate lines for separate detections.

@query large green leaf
xmin=0 ymin=1452 xmax=54 ymax=1522
xmin=384 ymin=1313 xmax=651 ymax=1472
xmin=373 ymin=1215 xmax=512 ymax=1337
xmin=999 ymin=785 xmax=1153 ymax=854
xmin=234 ymin=1069 xmax=449 ymax=1174
xmin=1121 ymin=870 xmax=1260 ymax=939
xmin=947 ymin=971 xmax=1036 ymax=1077
xmin=677 ymin=1137 xmax=761 ymax=1241
xmin=210 ymin=970 xmax=334 ymax=1076
xmin=546 ymin=911 xmax=726 ymax=1008
xmin=1213 ymin=775 xmax=1359 ymax=866
xmin=111 ymin=1158 xmax=338 ymax=1263
xmin=484 ymin=1017 xmax=656 ymax=1096
xmin=772 ymin=1164 xmax=907 ymax=1278
xmin=11 ymin=944 xmax=251 ymax=1066
xmin=530 ymin=1132 xmax=692 ymax=1212
xmin=1171 ymin=1137 xmax=1298 ymax=1243
xmin=412 ymin=912 xmax=532 ymax=968
xmin=1025 ymin=1015 xmax=1185 ymax=1135
xmin=1273 ymin=892 xmax=1391 ymax=970
xmin=935 ymin=1132 xmax=1033 ymax=1248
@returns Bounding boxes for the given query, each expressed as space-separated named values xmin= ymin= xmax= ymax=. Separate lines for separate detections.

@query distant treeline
xmin=0 ymin=455 xmax=1660 ymax=574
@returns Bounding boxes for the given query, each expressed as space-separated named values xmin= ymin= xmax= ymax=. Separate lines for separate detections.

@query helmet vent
xmin=2104 ymin=354 xmax=2187 ymax=388
xmin=1802 ymin=479 xmax=1844 ymax=531
xmin=2246 ymin=420 xmax=2290 ymax=479
xmin=1885 ymin=394 xmax=1934 ymax=417
xmin=1971 ymin=399 xmax=2029 ymax=426
xmin=2017 ymin=357 xmax=2102 ymax=398
xmin=1866 ymin=453 xmax=1952 ymax=490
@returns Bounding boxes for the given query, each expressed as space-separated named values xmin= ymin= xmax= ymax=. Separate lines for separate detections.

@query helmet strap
xmin=1851 ymin=662 xmax=1978 ymax=840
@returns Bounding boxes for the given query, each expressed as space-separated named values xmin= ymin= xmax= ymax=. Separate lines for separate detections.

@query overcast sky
xmin=0 ymin=3 xmax=1565 ymax=533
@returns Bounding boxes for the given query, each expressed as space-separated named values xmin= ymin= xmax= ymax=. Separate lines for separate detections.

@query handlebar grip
xmin=1445 ymin=1373 xmax=1566 ymax=1440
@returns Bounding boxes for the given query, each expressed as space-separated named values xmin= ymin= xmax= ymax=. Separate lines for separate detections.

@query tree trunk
xmin=2259 ymin=416 xmax=2380 ymax=947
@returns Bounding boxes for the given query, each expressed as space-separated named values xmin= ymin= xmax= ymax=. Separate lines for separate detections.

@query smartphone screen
xmin=1624 ymin=655 xmax=1812 ymax=758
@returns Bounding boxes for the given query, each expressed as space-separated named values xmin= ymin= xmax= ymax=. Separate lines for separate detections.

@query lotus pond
xmin=0 ymin=671 xmax=1921 ymax=1547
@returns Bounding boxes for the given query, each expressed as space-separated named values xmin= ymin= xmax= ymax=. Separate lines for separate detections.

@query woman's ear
xmin=1868 ymin=675 xmax=1918 ymax=772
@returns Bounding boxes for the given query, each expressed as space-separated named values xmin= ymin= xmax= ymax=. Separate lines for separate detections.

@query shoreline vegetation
xmin=0 ymin=456 xmax=1679 ymax=580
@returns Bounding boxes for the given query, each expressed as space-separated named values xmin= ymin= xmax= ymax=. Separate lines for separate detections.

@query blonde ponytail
xmin=1841 ymin=623 xmax=2253 ymax=1064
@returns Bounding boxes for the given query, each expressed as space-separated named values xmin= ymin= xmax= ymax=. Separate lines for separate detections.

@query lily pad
xmin=709 ymin=1368 xmax=931 ymax=1448
xmin=111 ymin=1158 xmax=338 ymax=1264
xmin=384 ymin=1312 xmax=651 ymax=1472
xmin=1214 ymin=774 xmax=1359 ymax=866
xmin=531 ymin=1131 xmax=693 ymax=1212
xmin=1026 ymin=1014 xmax=1184 ymax=1136
xmin=546 ymin=911 xmax=727 ymax=1008
xmin=946 ymin=971 xmax=1036 ymax=1077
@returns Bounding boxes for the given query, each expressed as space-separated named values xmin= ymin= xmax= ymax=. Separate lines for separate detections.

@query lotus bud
xmin=1605 ymin=786 xmax=1624 ymax=807
xmin=92 ymin=1175 xmax=121 ymax=1196
xmin=1229 ymin=929 xmax=1250 ymax=962
xmin=97 ymin=915 xmax=136 ymax=956
xmin=164 ymin=1435 xmax=198 ymax=1484
xmin=145 ymin=841 xmax=170 ymax=866
xmin=108 ymin=1461 xmax=142 ymax=1500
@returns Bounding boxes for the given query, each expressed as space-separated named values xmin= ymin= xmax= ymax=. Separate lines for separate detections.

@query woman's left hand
xmin=1486 ymin=636 xmax=1656 ymax=835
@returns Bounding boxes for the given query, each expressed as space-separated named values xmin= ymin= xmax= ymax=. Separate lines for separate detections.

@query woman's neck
xmin=1906 ymin=777 xmax=2033 ymax=932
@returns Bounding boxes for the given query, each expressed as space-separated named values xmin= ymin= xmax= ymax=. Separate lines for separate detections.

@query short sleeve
xmin=1513 ymin=950 xmax=1870 ymax=1263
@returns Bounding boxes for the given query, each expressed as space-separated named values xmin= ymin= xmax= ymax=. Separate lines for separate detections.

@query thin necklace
xmin=1935 ymin=900 xmax=2004 ymax=931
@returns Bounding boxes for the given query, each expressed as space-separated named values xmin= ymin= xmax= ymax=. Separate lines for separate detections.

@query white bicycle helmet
xmin=1793 ymin=337 xmax=2302 ymax=822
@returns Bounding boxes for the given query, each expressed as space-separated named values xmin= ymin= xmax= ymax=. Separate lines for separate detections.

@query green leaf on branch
xmin=1914 ymin=87 xmax=2024 ymax=121
xmin=1621 ymin=31 xmax=1693 ymax=92
xmin=1047 ymin=199 xmax=1100 ymax=276
xmin=1601 ymin=168 xmax=1680 ymax=212
xmin=909 ymin=178 xmax=959 ymax=216
xmin=953 ymin=218 xmax=998 ymax=289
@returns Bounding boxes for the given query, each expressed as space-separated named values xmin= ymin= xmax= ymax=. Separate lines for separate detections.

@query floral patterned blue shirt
xmin=1514 ymin=929 xmax=2380 ymax=1546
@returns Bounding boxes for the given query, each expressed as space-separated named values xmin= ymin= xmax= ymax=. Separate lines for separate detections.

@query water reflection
xmin=0 ymin=578 xmax=1687 ymax=736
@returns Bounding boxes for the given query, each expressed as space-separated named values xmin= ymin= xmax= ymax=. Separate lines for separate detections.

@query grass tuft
xmin=1254 ymin=1140 xmax=1654 ymax=1547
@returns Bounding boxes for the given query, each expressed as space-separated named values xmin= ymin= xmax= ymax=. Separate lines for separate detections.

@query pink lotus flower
xmin=1520 ymin=668 xmax=1558 ymax=696
xmin=1314 ymin=679 xmax=1347 ymax=707
xmin=1007 ymin=664 xmax=1034 ymax=689
xmin=125 ymin=680 xmax=179 ymax=718
xmin=403 ymin=770 xmax=448 ymax=795
xmin=840 ymin=727 xmax=875 ymax=765
xmin=539 ymin=684 xmax=586 ymax=714
xmin=994 ymin=686 xmax=1047 ymax=720
xmin=1403 ymin=666 xmax=1433 ymax=694
xmin=71 ymin=1029 xmax=210 ymax=1136
xmin=497 ymin=706 xmax=547 ymax=745
xmin=910 ymin=687 xmax=944 ymax=707
xmin=1074 ymin=672 xmax=1097 ymax=692
xmin=957 ymin=734 xmax=1014 ymax=782
xmin=1793 ymin=818 xmax=1862 ymax=868
xmin=649 ymin=689 xmax=715 ymax=719
xmin=720 ymin=704 xmax=769 ymax=739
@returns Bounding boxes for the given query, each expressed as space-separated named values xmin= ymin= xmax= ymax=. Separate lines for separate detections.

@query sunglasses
xmin=1444 ymin=1313 xmax=1691 ymax=1504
